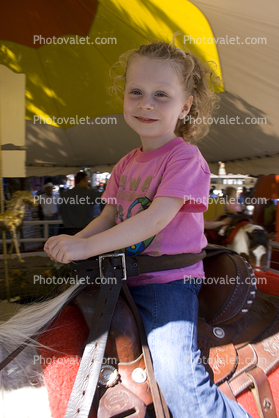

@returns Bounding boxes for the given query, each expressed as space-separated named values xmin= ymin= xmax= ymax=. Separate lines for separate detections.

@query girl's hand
xmin=44 ymin=235 xmax=90 ymax=264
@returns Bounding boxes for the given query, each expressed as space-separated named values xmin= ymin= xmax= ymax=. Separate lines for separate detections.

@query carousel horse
xmin=0 ymin=249 xmax=279 ymax=418
xmin=206 ymin=216 xmax=269 ymax=270
xmin=0 ymin=191 xmax=37 ymax=262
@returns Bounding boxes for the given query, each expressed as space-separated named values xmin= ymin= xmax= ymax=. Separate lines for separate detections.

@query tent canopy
xmin=0 ymin=0 xmax=278 ymax=177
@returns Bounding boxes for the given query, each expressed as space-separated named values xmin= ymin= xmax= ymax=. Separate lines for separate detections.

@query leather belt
xmin=71 ymin=249 xmax=206 ymax=279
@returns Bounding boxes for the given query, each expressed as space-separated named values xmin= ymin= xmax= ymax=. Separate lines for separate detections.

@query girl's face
xmin=124 ymin=56 xmax=193 ymax=151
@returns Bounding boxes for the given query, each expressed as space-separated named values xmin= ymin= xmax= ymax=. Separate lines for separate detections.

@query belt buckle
xmin=98 ymin=253 xmax=127 ymax=281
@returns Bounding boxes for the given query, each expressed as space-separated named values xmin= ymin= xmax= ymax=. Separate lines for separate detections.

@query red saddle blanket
xmin=223 ymin=220 xmax=250 ymax=244
xmin=206 ymin=220 xmax=250 ymax=245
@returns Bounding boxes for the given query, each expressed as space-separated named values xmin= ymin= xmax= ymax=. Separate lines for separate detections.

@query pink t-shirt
xmin=102 ymin=137 xmax=210 ymax=286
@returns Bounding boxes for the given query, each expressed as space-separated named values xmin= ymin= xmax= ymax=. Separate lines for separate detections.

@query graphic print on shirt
xmin=116 ymin=196 xmax=155 ymax=256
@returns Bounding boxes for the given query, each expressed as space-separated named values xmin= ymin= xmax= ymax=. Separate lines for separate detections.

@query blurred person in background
xmin=59 ymin=172 xmax=100 ymax=235
xmin=39 ymin=182 xmax=60 ymax=237
xmin=218 ymin=187 xmax=243 ymax=236
xmin=264 ymin=199 xmax=277 ymax=234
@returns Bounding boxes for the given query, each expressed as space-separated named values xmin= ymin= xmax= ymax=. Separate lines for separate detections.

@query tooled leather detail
xmin=262 ymin=334 xmax=279 ymax=357
xmin=198 ymin=325 xmax=237 ymax=385
xmin=210 ymin=347 xmax=227 ymax=374
xmin=263 ymin=397 xmax=273 ymax=411
xmin=98 ymin=383 xmax=147 ymax=418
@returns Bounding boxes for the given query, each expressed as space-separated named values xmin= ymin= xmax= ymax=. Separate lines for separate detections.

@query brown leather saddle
xmin=199 ymin=249 xmax=279 ymax=418
xmin=73 ymin=247 xmax=279 ymax=418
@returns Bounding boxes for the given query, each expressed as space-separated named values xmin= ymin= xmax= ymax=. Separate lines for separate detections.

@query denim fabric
xmin=129 ymin=279 xmax=251 ymax=418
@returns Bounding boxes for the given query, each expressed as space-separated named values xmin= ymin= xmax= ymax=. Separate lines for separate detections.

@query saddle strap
xmin=218 ymin=381 xmax=236 ymax=401
xmin=122 ymin=281 xmax=170 ymax=418
xmin=246 ymin=367 xmax=276 ymax=418
xmin=65 ymin=257 xmax=124 ymax=418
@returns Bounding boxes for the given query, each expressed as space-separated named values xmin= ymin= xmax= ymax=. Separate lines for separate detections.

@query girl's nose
xmin=138 ymin=95 xmax=154 ymax=111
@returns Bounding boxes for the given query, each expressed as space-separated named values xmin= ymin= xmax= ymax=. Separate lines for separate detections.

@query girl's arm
xmin=44 ymin=196 xmax=184 ymax=264
xmin=75 ymin=204 xmax=116 ymax=238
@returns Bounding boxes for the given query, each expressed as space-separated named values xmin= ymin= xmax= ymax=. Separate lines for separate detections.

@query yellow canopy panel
xmin=0 ymin=0 xmax=224 ymax=129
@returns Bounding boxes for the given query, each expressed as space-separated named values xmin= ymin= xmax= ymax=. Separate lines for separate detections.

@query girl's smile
xmin=124 ymin=56 xmax=193 ymax=151
xmin=135 ymin=116 xmax=158 ymax=123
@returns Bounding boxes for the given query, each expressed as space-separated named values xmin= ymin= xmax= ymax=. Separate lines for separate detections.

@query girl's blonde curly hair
xmin=109 ymin=41 xmax=220 ymax=141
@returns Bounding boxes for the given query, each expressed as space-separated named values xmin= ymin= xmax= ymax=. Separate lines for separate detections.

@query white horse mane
xmin=0 ymin=284 xmax=81 ymax=416
xmin=0 ymin=283 xmax=80 ymax=355
xmin=241 ymin=224 xmax=265 ymax=233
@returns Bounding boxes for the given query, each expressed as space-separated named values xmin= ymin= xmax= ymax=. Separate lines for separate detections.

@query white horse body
xmin=227 ymin=224 xmax=268 ymax=270
xmin=227 ymin=225 xmax=250 ymax=254
xmin=0 ymin=350 xmax=52 ymax=418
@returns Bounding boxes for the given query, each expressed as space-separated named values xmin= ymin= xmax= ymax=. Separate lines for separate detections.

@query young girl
xmin=44 ymin=41 xmax=251 ymax=418
xmin=225 ymin=187 xmax=243 ymax=215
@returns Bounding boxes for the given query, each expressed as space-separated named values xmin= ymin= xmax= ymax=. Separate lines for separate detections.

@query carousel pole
xmin=276 ymin=202 xmax=279 ymax=242
xmin=0 ymin=82 xmax=10 ymax=301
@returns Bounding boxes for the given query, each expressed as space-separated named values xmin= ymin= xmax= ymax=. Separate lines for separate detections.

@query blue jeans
xmin=129 ymin=279 xmax=251 ymax=418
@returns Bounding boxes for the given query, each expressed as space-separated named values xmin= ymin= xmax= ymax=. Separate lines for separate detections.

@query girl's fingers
xmin=44 ymin=235 xmax=77 ymax=264
xmin=53 ymin=241 xmax=72 ymax=264
xmin=44 ymin=236 xmax=58 ymax=253
xmin=45 ymin=239 xmax=61 ymax=261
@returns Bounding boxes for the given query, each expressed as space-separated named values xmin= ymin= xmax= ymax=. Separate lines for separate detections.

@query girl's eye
xmin=131 ymin=90 xmax=141 ymax=95
xmin=155 ymin=92 xmax=167 ymax=97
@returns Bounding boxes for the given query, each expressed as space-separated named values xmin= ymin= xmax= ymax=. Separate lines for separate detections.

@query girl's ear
xmin=178 ymin=95 xmax=193 ymax=119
